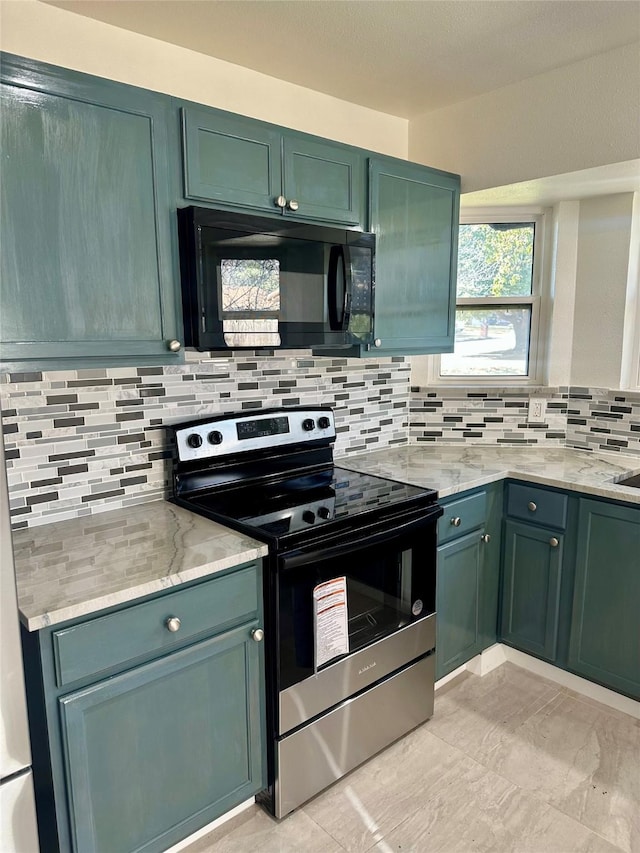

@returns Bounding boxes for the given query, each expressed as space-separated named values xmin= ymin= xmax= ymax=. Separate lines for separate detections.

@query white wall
xmin=409 ymin=42 xmax=640 ymax=193
xmin=0 ymin=0 xmax=408 ymax=157
xmin=570 ymin=193 xmax=637 ymax=388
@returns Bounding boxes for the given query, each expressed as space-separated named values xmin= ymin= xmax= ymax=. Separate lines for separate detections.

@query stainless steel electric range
xmin=170 ymin=407 xmax=442 ymax=818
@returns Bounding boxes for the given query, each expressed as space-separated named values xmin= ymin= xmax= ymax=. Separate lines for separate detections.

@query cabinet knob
xmin=527 ymin=501 xmax=537 ymax=512
xmin=549 ymin=537 xmax=559 ymax=548
xmin=167 ymin=339 xmax=181 ymax=352
xmin=373 ymin=338 xmax=382 ymax=348
xmin=165 ymin=616 xmax=181 ymax=633
xmin=481 ymin=534 xmax=491 ymax=543
xmin=275 ymin=195 xmax=287 ymax=209
xmin=287 ymin=198 xmax=299 ymax=211
xmin=251 ymin=627 xmax=264 ymax=643
xmin=451 ymin=517 xmax=462 ymax=527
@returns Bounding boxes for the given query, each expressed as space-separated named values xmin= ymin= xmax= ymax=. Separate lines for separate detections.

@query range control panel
xmin=173 ymin=408 xmax=336 ymax=463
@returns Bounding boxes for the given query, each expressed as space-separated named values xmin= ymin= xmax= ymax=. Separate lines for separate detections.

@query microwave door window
xmin=218 ymin=255 xmax=282 ymax=347
xmin=277 ymin=243 xmax=326 ymax=347
xmin=220 ymin=257 xmax=280 ymax=313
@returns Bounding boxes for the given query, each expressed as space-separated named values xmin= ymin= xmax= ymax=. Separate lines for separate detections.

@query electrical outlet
xmin=528 ymin=397 xmax=546 ymax=422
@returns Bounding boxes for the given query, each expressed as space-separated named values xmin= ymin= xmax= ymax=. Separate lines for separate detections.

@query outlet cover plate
xmin=528 ymin=398 xmax=546 ymax=422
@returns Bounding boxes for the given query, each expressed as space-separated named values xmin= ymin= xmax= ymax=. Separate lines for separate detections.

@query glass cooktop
xmin=182 ymin=466 xmax=437 ymax=544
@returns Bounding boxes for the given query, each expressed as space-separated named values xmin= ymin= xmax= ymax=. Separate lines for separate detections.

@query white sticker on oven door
xmin=313 ymin=577 xmax=349 ymax=670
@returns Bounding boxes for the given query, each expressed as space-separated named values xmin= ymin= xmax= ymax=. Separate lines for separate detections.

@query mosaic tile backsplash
xmin=409 ymin=386 xmax=568 ymax=445
xmin=565 ymin=387 xmax=640 ymax=456
xmin=2 ymin=355 xmax=639 ymax=530
xmin=1 ymin=351 xmax=410 ymax=528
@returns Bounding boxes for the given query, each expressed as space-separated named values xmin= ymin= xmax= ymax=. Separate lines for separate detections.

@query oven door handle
xmin=280 ymin=504 xmax=443 ymax=570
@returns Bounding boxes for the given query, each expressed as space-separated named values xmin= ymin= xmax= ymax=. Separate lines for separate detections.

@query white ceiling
xmin=44 ymin=0 xmax=640 ymax=119
xmin=462 ymin=160 xmax=640 ymax=208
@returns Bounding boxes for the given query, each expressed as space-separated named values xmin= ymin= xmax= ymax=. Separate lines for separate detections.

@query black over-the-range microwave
xmin=177 ymin=207 xmax=375 ymax=351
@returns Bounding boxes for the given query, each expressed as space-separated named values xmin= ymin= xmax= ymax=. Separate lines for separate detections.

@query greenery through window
xmin=441 ymin=222 xmax=537 ymax=378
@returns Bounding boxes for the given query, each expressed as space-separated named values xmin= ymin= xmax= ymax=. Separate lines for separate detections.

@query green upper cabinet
xmin=568 ymin=498 xmax=640 ymax=699
xmin=0 ymin=54 xmax=182 ymax=370
xmin=366 ymin=157 xmax=459 ymax=356
xmin=181 ymin=105 xmax=363 ymax=226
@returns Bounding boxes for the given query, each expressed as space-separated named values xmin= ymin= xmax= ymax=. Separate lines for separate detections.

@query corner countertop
xmin=340 ymin=445 xmax=640 ymax=504
xmin=13 ymin=500 xmax=268 ymax=631
xmin=13 ymin=446 xmax=639 ymax=632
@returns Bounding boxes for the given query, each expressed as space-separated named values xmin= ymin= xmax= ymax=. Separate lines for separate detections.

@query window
xmin=436 ymin=213 xmax=545 ymax=383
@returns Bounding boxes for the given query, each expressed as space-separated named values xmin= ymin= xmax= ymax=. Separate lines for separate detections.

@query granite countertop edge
xmin=339 ymin=446 xmax=640 ymax=505
xmin=14 ymin=500 xmax=269 ymax=632
xmin=20 ymin=543 xmax=269 ymax=632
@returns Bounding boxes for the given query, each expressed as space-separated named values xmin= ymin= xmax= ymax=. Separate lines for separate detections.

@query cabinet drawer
xmin=506 ymin=483 xmax=568 ymax=530
xmin=438 ymin=491 xmax=487 ymax=544
xmin=53 ymin=563 xmax=259 ymax=687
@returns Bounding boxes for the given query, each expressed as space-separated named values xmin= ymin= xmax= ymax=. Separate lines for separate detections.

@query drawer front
xmin=506 ymin=483 xmax=568 ymax=530
xmin=438 ymin=491 xmax=487 ymax=544
xmin=53 ymin=563 xmax=259 ymax=687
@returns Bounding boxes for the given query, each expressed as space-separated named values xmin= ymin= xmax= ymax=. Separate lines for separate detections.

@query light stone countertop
xmin=340 ymin=445 xmax=640 ymax=504
xmin=13 ymin=500 xmax=268 ymax=631
xmin=13 ymin=446 xmax=639 ymax=632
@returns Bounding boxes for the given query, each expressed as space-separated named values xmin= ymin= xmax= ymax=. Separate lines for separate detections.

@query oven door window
xmin=277 ymin=523 xmax=436 ymax=691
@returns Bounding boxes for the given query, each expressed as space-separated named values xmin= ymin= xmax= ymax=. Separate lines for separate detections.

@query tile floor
xmin=184 ymin=663 xmax=640 ymax=852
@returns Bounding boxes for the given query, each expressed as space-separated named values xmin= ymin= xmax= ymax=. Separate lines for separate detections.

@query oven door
xmin=276 ymin=505 xmax=440 ymax=735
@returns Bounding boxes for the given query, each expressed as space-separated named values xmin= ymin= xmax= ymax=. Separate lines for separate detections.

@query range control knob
xmin=317 ymin=506 xmax=331 ymax=520
xmin=187 ymin=433 xmax=203 ymax=449
xmin=302 ymin=510 xmax=316 ymax=524
xmin=318 ymin=416 xmax=331 ymax=430
xmin=208 ymin=430 xmax=223 ymax=445
xmin=302 ymin=418 xmax=315 ymax=432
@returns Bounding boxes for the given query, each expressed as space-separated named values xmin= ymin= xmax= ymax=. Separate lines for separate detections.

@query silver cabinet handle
xmin=287 ymin=198 xmax=299 ymax=211
xmin=451 ymin=517 xmax=462 ymax=527
xmin=528 ymin=501 xmax=537 ymax=512
xmin=167 ymin=339 xmax=181 ymax=352
xmin=165 ymin=616 xmax=181 ymax=633
xmin=251 ymin=627 xmax=264 ymax=643
xmin=549 ymin=537 xmax=559 ymax=548
xmin=275 ymin=195 xmax=287 ymax=209
xmin=481 ymin=534 xmax=491 ymax=543
xmin=374 ymin=338 xmax=382 ymax=348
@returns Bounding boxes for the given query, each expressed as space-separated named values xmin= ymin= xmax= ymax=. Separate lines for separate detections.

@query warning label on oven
xmin=313 ymin=577 xmax=349 ymax=670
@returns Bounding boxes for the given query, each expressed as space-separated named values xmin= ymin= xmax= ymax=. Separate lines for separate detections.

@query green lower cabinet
xmin=436 ymin=484 xmax=502 ymax=680
xmin=568 ymin=499 xmax=640 ymax=699
xmin=21 ymin=563 xmax=266 ymax=853
xmin=500 ymin=520 xmax=564 ymax=662
xmin=59 ymin=624 xmax=264 ymax=853
xmin=436 ymin=530 xmax=483 ymax=679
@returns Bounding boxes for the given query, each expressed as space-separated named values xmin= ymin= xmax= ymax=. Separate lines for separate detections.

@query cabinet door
xmin=0 ymin=55 xmax=181 ymax=368
xmin=182 ymin=105 xmax=282 ymax=212
xmin=368 ymin=158 xmax=459 ymax=355
xmin=500 ymin=520 xmax=563 ymax=662
xmin=436 ymin=530 xmax=483 ymax=679
xmin=282 ymin=135 xmax=362 ymax=225
xmin=568 ymin=500 xmax=640 ymax=698
xmin=58 ymin=624 xmax=265 ymax=853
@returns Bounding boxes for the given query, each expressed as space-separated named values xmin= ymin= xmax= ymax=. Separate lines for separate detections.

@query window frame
xmin=424 ymin=208 xmax=550 ymax=386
